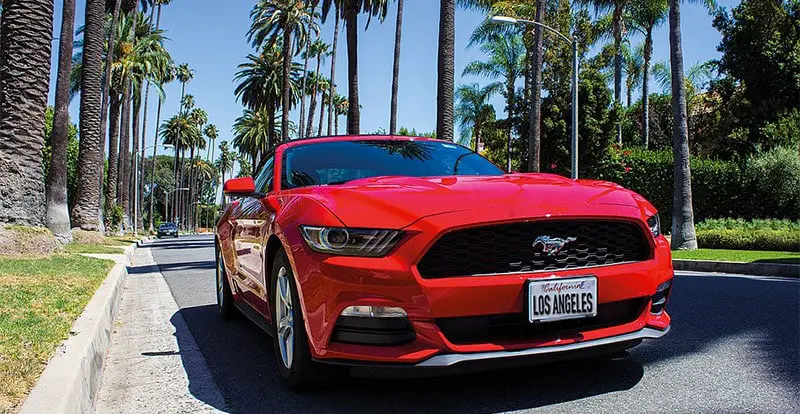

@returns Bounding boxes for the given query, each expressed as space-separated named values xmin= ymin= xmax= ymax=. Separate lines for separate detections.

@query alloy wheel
xmin=275 ymin=266 xmax=294 ymax=369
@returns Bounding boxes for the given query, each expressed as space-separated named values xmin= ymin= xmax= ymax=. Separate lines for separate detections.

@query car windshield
xmin=159 ymin=223 xmax=175 ymax=229
xmin=281 ymin=139 xmax=504 ymax=189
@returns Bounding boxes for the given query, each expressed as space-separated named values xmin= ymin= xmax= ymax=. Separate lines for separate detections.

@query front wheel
xmin=270 ymin=250 xmax=340 ymax=389
xmin=215 ymin=247 xmax=238 ymax=320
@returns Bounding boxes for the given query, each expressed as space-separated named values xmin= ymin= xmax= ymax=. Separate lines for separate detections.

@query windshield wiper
xmin=326 ymin=180 xmax=353 ymax=186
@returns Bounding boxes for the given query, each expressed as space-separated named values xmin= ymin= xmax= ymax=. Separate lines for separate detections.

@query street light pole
xmin=492 ymin=16 xmax=580 ymax=179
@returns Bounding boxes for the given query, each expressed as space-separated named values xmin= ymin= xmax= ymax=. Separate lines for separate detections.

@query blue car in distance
xmin=157 ymin=222 xmax=178 ymax=238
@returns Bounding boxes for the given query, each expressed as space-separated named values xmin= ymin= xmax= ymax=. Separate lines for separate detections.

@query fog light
xmin=651 ymin=278 xmax=673 ymax=315
xmin=340 ymin=305 xmax=407 ymax=318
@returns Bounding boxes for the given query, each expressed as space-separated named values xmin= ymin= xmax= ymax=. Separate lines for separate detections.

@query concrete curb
xmin=19 ymin=244 xmax=137 ymax=414
xmin=673 ymin=259 xmax=800 ymax=278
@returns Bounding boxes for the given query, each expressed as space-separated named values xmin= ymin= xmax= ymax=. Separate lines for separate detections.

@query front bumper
xmin=285 ymin=209 xmax=674 ymax=366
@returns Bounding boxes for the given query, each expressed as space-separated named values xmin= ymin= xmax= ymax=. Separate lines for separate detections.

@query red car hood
xmin=292 ymin=174 xmax=653 ymax=229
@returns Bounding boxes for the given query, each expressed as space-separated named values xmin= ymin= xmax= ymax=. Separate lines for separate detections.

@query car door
xmin=231 ymin=156 xmax=276 ymax=316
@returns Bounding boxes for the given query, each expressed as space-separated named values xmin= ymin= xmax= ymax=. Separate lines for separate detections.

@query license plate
xmin=528 ymin=276 xmax=598 ymax=323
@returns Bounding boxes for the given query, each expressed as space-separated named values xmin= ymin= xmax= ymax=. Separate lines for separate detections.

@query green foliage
xmin=42 ymin=107 xmax=80 ymax=210
xmin=396 ymin=127 xmax=437 ymax=138
xmin=104 ymin=206 xmax=124 ymax=230
xmin=621 ymin=94 xmax=672 ymax=150
xmin=696 ymin=229 xmax=799 ymax=252
xmin=759 ymin=109 xmax=800 ymax=151
xmin=696 ymin=218 xmax=800 ymax=232
xmin=591 ymin=146 xmax=800 ymax=231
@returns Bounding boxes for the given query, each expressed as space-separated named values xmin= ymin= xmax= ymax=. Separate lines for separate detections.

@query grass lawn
xmin=0 ymin=254 xmax=114 ymax=413
xmin=61 ymin=243 xmax=128 ymax=255
xmin=672 ymin=249 xmax=800 ymax=264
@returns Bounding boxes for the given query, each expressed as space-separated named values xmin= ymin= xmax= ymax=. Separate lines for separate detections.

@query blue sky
xmin=48 ymin=0 xmax=740 ymax=160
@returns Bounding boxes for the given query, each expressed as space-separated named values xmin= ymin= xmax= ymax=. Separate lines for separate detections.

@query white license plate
xmin=528 ymin=276 xmax=598 ymax=323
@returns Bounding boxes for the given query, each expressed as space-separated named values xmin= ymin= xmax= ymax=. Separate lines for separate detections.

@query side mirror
xmin=223 ymin=177 xmax=255 ymax=197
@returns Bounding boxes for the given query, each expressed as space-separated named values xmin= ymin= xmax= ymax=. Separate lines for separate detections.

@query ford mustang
xmin=214 ymin=136 xmax=673 ymax=388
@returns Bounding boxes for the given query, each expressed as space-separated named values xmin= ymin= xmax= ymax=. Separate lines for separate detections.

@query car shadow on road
xmin=171 ymin=304 xmax=644 ymax=414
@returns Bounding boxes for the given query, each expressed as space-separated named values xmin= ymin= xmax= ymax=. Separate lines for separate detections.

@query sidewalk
xmin=94 ymin=246 xmax=228 ymax=413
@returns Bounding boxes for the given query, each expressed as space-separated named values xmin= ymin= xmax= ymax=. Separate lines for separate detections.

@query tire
xmin=270 ymin=250 xmax=341 ymax=389
xmin=215 ymin=247 xmax=238 ymax=320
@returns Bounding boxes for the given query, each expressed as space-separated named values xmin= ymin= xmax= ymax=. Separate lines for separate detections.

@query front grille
xmin=436 ymin=298 xmax=647 ymax=345
xmin=417 ymin=219 xmax=650 ymax=279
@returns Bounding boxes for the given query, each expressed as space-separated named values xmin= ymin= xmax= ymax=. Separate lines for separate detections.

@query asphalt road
xmin=151 ymin=234 xmax=799 ymax=413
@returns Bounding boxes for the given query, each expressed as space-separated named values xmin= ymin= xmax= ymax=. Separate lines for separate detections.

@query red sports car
xmin=215 ymin=135 xmax=672 ymax=388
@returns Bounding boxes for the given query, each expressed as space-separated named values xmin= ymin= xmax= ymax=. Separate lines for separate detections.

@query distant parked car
xmin=215 ymin=135 xmax=673 ymax=389
xmin=157 ymin=222 xmax=178 ymax=238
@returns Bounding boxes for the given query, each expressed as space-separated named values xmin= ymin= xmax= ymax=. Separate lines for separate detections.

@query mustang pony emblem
xmin=533 ymin=236 xmax=578 ymax=256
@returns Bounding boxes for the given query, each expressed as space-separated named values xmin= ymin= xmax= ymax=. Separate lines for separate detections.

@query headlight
xmin=647 ymin=213 xmax=660 ymax=237
xmin=300 ymin=226 xmax=404 ymax=257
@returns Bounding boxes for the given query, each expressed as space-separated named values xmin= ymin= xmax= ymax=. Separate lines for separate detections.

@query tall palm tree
xmin=317 ymin=77 xmax=331 ymax=136
xmin=204 ymin=124 xmax=219 ymax=162
xmin=248 ymin=0 xmax=316 ymax=142
xmin=47 ymin=0 xmax=77 ymax=240
xmin=455 ymin=83 xmax=498 ymax=150
xmin=216 ymin=140 xmax=234 ymax=185
xmin=73 ymin=0 xmax=106 ymax=230
xmin=463 ymin=33 xmax=525 ymax=171
xmin=668 ymin=0 xmax=704 ymax=250
xmin=437 ymin=0 xmax=455 ymax=141
xmin=327 ymin=3 xmax=340 ymax=135
xmin=631 ymin=0 xmax=668 ymax=148
xmin=173 ymin=63 xmax=194 ymax=227
xmin=319 ymin=0 xmax=390 ymax=135
xmin=305 ymin=40 xmax=330 ymax=137
xmin=97 ymin=0 xmax=121 ymax=217
xmin=389 ymin=0 xmax=403 ymax=135
xmin=581 ymin=0 xmax=634 ymax=144
xmin=333 ymin=93 xmax=348 ymax=134
xmin=304 ymin=72 xmax=324 ymax=138
xmin=148 ymin=64 xmax=175 ymax=232
xmin=0 ymin=0 xmax=53 ymax=226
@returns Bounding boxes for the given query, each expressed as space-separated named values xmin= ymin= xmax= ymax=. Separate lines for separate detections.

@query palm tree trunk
xmin=131 ymin=87 xmax=142 ymax=230
xmin=668 ymin=0 xmax=697 ymax=250
xmin=188 ymin=146 xmax=196 ymax=230
xmin=506 ymin=83 xmax=515 ymax=172
xmin=173 ymin=82 xmax=185 ymax=225
xmin=47 ymin=0 xmax=76 ymax=240
xmin=613 ymin=6 xmax=623 ymax=144
xmin=0 ymin=0 xmax=53 ymax=226
xmin=105 ymin=92 xmax=121 ymax=220
xmin=642 ymin=27 xmax=653 ymax=148
xmin=327 ymin=6 xmax=340 ymax=136
xmin=436 ymin=0 xmax=455 ymax=141
xmin=72 ymin=0 xmax=104 ymax=230
xmin=118 ymin=80 xmax=132 ymax=230
xmin=299 ymin=35 xmax=310 ymax=138
xmin=317 ymin=93 xmax=326 ymax=136
xmin=389 ymin=0 xmax=404 ymax=135
xmin=527 ymin=0 xmax=545 ymax=173
xmin=306 ymin=62 xmax=320 ymax=137
xmin=345 ymin=6 xmax=360 ymax=134
xmin=281 ymin=25 xmax=293 ymax=141
xmin=98 ymin=0 xmax=122 ymax=229
xmin=148 ymin=97 xmax=162 ymax=232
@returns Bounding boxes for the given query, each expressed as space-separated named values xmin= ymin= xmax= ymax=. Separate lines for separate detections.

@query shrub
xmin=590 ymin=146 xmax=800 ymax=231
xmin=696 ymin=218 xmax=800 ymax=232
xmin=697 ymin=229 xmax=800 ymax=252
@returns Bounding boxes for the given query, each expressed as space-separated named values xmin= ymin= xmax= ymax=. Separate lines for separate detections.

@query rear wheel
xmin=215 ymin=247 xmax=238 ymax=320
xmin=270 ymin=250 xmax=341 ymax=389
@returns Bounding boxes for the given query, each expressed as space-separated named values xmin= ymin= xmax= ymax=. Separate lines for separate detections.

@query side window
xmin=253 ymin=156 xmax=275 ymax=194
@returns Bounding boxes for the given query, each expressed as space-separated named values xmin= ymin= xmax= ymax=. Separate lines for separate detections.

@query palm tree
xmin=148 ymin=63 xmax=175 ymax=232
xmin=389 ymin=0 xmax=404 ymax=135
xmin=0 ymin=0 xmax=53 ymax=226
xmin=98 ymin=0 xmax=122 ymax=219
xmin=233 ymin=108 xmax=275 ymax=168
xmin=319 ymin=0 xmax=390 ymax=135
xmin=317 ymin=79 xmax=331 ymax=136
xmin=333 ymin=93 xmax=348 ymax=134
xmin=463 ymin=33 xmax=525 ymax=171
xmin=631 ymin=0 xmax=668 ymax=148
xmin=47 ymin=0 xmax=77 ymax=240
xmin=668 ymin=0 xmax=697 ymax=250
xmin=305 ymin=40 xmax=330 ymax=137
xmin=216 ymin=140 xmax=234 ymax=185
xmin=174 ymin=63 xmax=194 ymax=228
xmin=455 ymin=83 xmax=498 ymax=151
xmin=248 ymin=0 xmax=317 ymax=142
xmin=305 ymin=72 xmax=325 ymax=138
xmin=204 ymin=124 xmax=219 ymax=162
xmin=327 ymin=3 xmax=341 ymax=135
xmin=437 ymin=0 xmax=455 ymax=141
xmin=623 ymin=42 xmax=644 ymax=108
xmin=73 ymin=0 xmax=106 ymax=230
xmin=581 ymin=0 xmax=634 ymax=144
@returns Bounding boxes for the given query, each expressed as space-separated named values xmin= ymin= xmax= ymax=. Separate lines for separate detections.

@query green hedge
xmin=590 ymin=146 xmax=800 ymax=232
xmin=696 ymin=229 xmax=800 ymax=252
